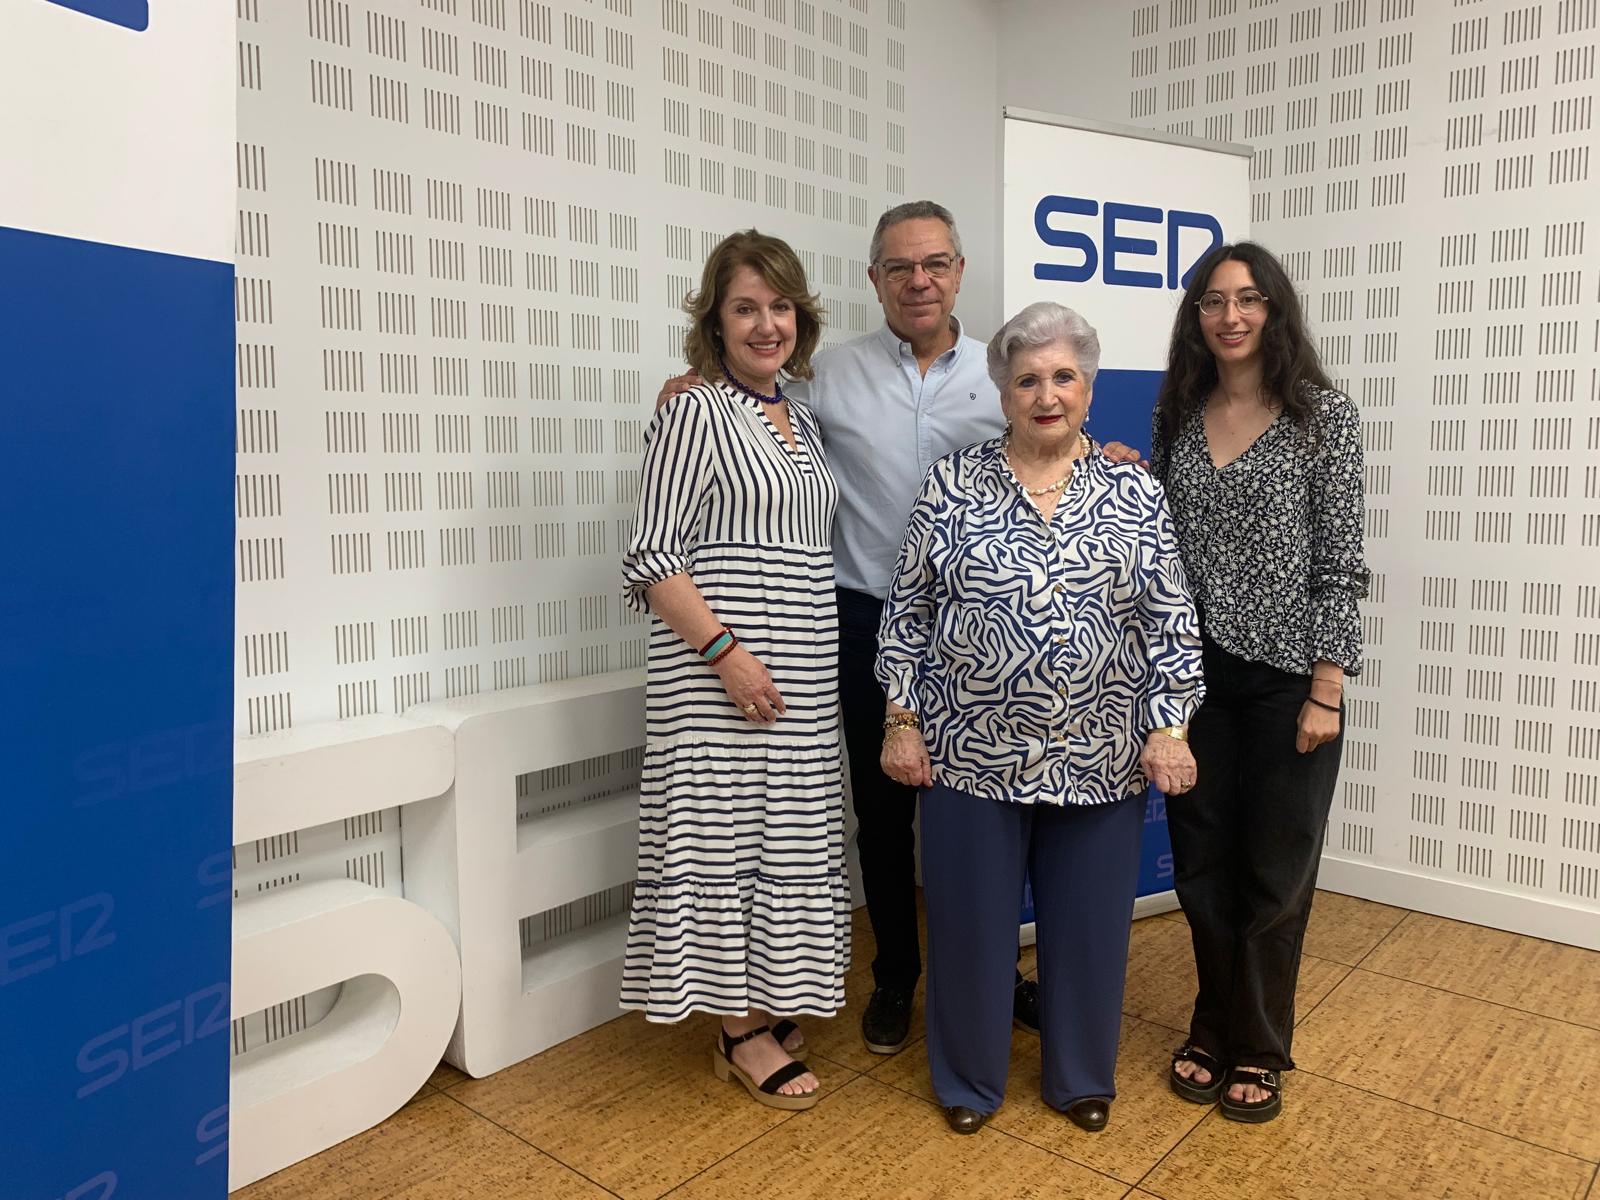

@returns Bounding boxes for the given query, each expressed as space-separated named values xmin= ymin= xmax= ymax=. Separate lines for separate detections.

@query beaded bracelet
xmin=882 ymin=712 xmax=920 ymax=744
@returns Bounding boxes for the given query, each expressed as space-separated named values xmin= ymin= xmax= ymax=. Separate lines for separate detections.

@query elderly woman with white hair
xmin=875 ymin=301 xmax=1204 ymax=1134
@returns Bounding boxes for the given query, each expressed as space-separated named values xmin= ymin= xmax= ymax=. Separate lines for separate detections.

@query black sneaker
xmin=1013 ymin=977 xmax=1040 ymax=1034
xmin=861 ymin=986 xmax=913 ymax=1054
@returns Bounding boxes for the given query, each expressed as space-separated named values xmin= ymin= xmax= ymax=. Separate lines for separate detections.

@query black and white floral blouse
xmin=1150 ymin=384 xmax=1369 ymax=677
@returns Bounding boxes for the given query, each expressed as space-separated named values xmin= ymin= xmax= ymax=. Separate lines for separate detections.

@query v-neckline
xmin=759 ymin=405 xmax=799 ymax=453
xmin=721 ymin=382 xmax=800 ymax=453
xmin=1201 ymin=403 xmax=1283 ymax=471
xmin=998 ymin=442 xmax=1089 ymax=526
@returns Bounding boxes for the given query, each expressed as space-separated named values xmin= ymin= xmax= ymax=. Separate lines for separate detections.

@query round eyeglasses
xmin=1196 ymin=291 xmax=1268 ymax=317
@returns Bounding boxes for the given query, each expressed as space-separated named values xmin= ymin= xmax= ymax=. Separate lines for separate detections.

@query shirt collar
xmin=987 ymin=433 xmax=1104 ymax=493
xmin=716 ymin=377 xmax=779 ymax=413
xmin=876 ymin=316 xmax=966 ymax=368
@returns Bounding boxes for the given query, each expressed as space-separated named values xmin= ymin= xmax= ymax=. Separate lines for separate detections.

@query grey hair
xmin=869 ymin=200 xmax=963 ymax=265
xmin=986 ymin=301 xmax=1102 ymax=392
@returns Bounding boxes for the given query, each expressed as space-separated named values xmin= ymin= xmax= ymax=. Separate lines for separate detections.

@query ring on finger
xmin=741 ymin=702 xmax=759 ymax=716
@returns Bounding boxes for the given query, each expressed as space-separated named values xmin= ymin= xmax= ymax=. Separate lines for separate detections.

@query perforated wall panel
xmin=235 ymin=0 xmax=905 ymax=734
xmin=230 ymin=0 xmax=909 ymax=1052
xmin=1117 ymin=0 xmax=1600 ymax=915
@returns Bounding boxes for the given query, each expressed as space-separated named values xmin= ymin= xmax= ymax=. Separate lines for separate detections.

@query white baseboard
xmin=1316 ymin=856 xmax=1600 ymax=952
xmin=1132 ymin=890 xmax=1180 ymax=920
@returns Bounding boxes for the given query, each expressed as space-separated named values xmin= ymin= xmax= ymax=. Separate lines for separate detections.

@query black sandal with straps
xmin=770 ymin=1018 xmax=807 ymax=1060
xmin=1219 ymin=1066 xmax=1282 ymax=1123
xmin=1169 ymin=1043 xmax=1226 ymax=1104
xmin=713 ymin=1025 xmax=819 ymax=1111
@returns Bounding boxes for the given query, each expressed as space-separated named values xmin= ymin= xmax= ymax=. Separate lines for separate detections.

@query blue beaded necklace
xmin=719 ymin=356 xmax=785 ymax=406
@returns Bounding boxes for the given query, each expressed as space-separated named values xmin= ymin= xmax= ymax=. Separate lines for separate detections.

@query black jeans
xmin=1166 ymin=635 xmax=1343 ymax=1071
xmin=837 ymin=586 xmax=922 ymax=991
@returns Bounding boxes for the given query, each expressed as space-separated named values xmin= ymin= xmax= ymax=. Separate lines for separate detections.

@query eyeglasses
xmin=875 ymin=255 xmax=956 ymax=284
xmin=1196 ymin=290 xmax=1268 ymax=317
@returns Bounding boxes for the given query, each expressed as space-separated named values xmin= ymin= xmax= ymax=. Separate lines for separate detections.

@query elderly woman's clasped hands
xmin=1140 ymin=728 xmax=1197 ymax=795
xmin=884 ymin=696 xmax=1198 ymax=796
xmin=880 ymin=707 xmax=932 ymax=788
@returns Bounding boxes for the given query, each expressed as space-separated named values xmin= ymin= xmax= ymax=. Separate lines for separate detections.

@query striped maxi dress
xmin=619 ymin=381 xmax=852 ymax=1023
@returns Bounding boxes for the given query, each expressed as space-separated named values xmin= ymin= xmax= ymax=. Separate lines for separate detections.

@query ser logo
xmin=1033 ymin=196 xmax=1223 ymax=291
xmin=75 ymin=981 xmax=230 ymax=1098
xmin=50 ymin=1172 xmax=117 ymax=1200
xmin=43 ymin=0 xmax=148 ymax=32
xmin=0 ymin=893 xmax=115 ymax=987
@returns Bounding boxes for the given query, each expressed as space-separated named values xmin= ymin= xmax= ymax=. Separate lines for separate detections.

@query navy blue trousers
xmin=921 ymin=782 xmax=1145 ymax=1114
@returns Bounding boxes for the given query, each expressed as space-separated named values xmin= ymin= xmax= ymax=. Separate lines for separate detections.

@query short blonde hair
xmin=683 ymin=230 xmax=826 ymax=381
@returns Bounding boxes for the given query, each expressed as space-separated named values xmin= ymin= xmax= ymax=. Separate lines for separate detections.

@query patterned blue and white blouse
xmin=875 ymin=438 xmax=1205 ymax=808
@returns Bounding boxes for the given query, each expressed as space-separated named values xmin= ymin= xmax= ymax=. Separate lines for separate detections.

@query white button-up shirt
xmin=788 ymin=320 xmax=1002 ymax=599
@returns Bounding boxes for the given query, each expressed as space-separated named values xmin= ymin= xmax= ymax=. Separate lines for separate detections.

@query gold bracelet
xmin=1153 ymin=725 xmax=1189 ymax=742
xmin=883 ymin=712 xmax=920 ymax=733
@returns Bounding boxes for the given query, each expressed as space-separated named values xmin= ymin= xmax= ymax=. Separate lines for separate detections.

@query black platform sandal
xmin=713 ymin=1025 xmax=819 ymax=1111
xmin=1169 ymin=1044 xmax=1225 ymax=1104
xmin=770 ymin=1018 xmax=807 ymax=1060
xmin=1218 ymin=1066 xmax=1281 ymax=1123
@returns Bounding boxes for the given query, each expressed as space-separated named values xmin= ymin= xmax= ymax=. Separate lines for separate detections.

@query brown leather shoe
xmin=944 ymin=1106 xmax=988 ymax=1135
xmin=1065 ymin=1098 xmax=1109 ymax=1132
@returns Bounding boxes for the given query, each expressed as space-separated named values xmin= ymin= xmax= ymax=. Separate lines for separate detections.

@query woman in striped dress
xmin=620 ymin=230 xmax=850 ymax=1110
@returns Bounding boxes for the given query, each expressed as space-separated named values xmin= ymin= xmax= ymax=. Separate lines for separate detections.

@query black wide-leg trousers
xmin=836 ymin=586 xmax=922 ymax=991
xmin=1166 ymin=635 xmax=1344 ymax=1071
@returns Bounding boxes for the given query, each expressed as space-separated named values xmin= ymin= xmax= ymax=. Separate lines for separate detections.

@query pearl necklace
xmin=1004 ymin=432 xmax=1090 ymax=496
xmin=719 ymin=358 xmax=785 ymax=406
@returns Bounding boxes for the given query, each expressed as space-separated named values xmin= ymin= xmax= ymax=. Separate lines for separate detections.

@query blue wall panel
xmin=1092 ymin=367 xmax=1176 ymax=901
xmin=1 ymin=225 xmax=234 ymax=1199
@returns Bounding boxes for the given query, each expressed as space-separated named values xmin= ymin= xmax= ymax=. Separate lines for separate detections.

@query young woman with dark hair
xmin=1147 ymin=241 xmax=1369 ymax=1123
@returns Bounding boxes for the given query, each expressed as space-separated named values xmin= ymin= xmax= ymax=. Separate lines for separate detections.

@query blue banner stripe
xmin=41 ymin=0 xmax=150 ymax=32
xmin=1 ymin=224 xmax=233 ymax=1196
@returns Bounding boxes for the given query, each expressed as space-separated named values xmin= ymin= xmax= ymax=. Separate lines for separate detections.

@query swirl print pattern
xmin=876 ymin=438 xmax=1204 ymax=807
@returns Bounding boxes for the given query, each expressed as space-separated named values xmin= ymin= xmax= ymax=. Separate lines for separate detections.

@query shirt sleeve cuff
xmin=1309 ymin=595 xmax=1364 ymax=675
xmin=620 ymin=552 xmax=686 ymax=614
xmin=877 ymin=664 xmax=918 ymax=714
xmin=1146 ymin=684 xmax=1203 ymax=731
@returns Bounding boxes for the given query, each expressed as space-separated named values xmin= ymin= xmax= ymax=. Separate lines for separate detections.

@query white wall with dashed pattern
xmin=999 ymin=0 xmax=1600 ymax=944
xmin=229 ymin=0 xmax=1598 ymax=1071
xmin=228 ymin=0 xmax=1006 ymax=1054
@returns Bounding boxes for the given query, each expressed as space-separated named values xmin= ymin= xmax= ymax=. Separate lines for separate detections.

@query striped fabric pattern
xmin=876 ymin=438 xmax=1206 ymax=808
xmin=620 ymin=383 xmax=851 ymax=1022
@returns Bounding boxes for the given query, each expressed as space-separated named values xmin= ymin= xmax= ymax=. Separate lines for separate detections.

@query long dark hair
xmin=1155 ymin=241 xmax=1330 ymax=437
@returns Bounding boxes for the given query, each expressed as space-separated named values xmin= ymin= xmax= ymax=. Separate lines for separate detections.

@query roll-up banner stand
xmin=1004 ymin=108 xmax=1251 ymax=933
xmin=2 ymin=4 xmax=236 ymax=1198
